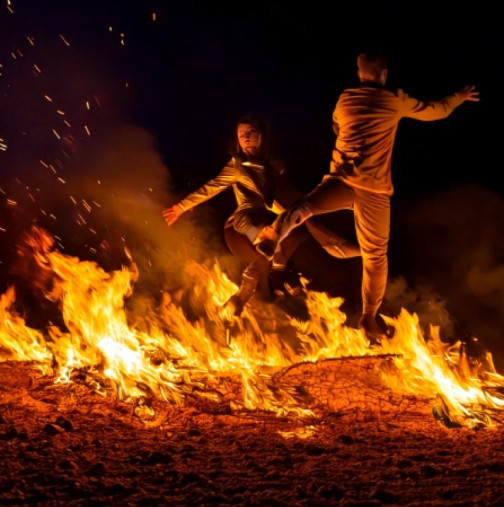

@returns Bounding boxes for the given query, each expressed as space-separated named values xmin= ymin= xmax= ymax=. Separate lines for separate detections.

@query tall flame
xmin=2 ymin=226 xmax=504 ymax=427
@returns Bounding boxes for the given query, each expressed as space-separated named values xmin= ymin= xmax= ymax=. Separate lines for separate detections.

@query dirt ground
xmin=1 ymin=359 xmax=504 ymax=507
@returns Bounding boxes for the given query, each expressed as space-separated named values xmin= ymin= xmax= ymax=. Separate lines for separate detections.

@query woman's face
xmin=237 ymin=123 xmax=262 ymax=156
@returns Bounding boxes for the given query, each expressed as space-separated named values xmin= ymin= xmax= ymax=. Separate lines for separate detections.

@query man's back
xmin=332 ymin=83 xmax=467 ymax=196
xmin=333 ymin=84 xmax=403 ymax=195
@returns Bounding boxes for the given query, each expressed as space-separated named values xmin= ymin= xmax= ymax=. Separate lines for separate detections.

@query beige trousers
xmin=276 ymin=176 xmax=390 ymax=315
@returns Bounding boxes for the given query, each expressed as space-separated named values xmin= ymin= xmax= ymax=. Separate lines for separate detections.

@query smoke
xmin=1 ymin=117 xmax=242 ymax=328
xmin=0 ymin=4 xmax=241 ymax=323
xmin=5 ymin=117 xmax=242 ymax=302
xmin=385 ymin=276 xmax=456 ymax=339
xmin=61 ymin=122 xmax=237 ymax=307
xmin=387 ymin=183 xmax=504 ymax=366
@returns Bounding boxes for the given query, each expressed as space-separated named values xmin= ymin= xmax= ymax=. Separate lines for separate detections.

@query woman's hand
xmin=162 ymin=203 xmax=184 ymax=226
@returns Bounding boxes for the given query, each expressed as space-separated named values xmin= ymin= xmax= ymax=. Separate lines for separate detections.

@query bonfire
xmin=2 ymin=225 xmax=504 ymax=432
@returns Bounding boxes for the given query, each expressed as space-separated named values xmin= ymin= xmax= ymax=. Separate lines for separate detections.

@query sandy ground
xmin=1 ymin=360 xmax=504 ymax=507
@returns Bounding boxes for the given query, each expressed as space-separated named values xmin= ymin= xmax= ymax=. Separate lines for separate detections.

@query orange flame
xmin=1 ymin=226 xmax=504 ymax=427
xmin=0 ymin=286 xmax=52 ymax=369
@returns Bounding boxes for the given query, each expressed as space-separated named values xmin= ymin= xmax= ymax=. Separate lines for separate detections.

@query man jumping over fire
xmin=255 ymin=50 xmax=480 ymax=345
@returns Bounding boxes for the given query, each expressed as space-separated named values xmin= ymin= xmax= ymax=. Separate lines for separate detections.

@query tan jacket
xmin=178 ymin=156 xmax=285 ymax=229
xmin=331 ymin=84 xmax=465 ymax=195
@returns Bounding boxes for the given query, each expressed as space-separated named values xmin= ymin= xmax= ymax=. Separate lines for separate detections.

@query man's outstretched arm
xmin=400 ymin=85 xmax=479 ymax=121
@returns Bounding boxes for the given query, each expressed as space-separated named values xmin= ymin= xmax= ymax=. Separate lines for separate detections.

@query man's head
xmin=357 ymin=51 xmax=388 ymax=85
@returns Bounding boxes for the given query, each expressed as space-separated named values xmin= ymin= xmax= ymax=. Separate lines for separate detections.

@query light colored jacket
xmin=331 ymin=84 xmax=465 ymax=195
xmin=178 ymin=156 xmax=285 ymax=230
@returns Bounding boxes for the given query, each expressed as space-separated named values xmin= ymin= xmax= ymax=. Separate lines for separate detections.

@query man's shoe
xmin=358 ymin=313 xmax=392 ymax=346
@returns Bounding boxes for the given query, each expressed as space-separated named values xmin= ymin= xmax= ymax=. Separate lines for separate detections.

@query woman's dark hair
xmin=230 ymin=115 xmax=271 ymax=160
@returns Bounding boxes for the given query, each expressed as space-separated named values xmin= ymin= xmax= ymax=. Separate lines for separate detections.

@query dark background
xmin=2 ymin=1 xmax=499 ymax=193
xmin=1 ymin=1 xmax=504 ymax=362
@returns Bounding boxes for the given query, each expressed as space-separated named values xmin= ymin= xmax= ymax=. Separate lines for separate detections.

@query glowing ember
xmin=59 ymin=34 xmax=70 ymax=47
xmin=278 ymin=426 xmax=316 ymax=439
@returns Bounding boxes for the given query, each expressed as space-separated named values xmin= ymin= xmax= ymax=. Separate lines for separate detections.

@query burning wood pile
xmin=2 ymin=225 xmax=504 ymax=432
xmin=2 ymin=226 xmax=504 ymax=505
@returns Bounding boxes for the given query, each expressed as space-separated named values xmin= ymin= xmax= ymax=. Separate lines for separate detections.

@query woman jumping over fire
xmin=162 ymin=115 xmax=360 ymax=317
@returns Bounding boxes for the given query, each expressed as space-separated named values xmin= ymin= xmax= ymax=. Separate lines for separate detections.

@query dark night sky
xmin=2 ymin=1 xmax=504 ymax=360
xmin=129 ymin=2 xmax=500 ymax=199
xmin=2 ymin=1 xmax=501 ymax=194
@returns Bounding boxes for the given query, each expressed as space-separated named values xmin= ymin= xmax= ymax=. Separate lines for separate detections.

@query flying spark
xmin=59 ymin=34 xmax=70 ymax=47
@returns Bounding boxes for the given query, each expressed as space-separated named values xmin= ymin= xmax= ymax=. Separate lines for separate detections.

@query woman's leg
xmin=260 ymin=177 xmax=355 ymax=260
xmin=224 ymin=225 xmax=259 ymax=266
xmin=223 ymin=226 xmax=270 ymax=314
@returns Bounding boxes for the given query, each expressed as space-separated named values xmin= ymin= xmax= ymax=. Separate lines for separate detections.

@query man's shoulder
xmin=336 ymin=86 xmax=399 ymax=107
xmin=342 ymin=85 xmax=399 ymax=95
